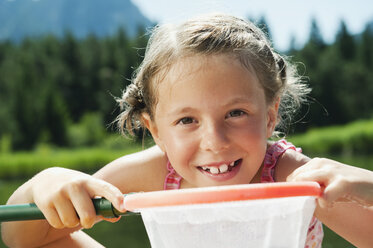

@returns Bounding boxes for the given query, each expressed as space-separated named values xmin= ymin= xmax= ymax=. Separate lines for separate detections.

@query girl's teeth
xmin=200 ymin=160 xmax=239 ymax=174
xmin=219 ymin=164 xmax=228 ymax=173
xmin=209 ymin=167 xmax=219 ymax=174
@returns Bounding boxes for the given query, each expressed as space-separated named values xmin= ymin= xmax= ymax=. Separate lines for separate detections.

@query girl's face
xmin=143 ymin=54 xmax=279 ymax=188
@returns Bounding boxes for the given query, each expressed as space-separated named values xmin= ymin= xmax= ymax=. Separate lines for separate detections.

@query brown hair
xmin=116 ymin=13 xmax=310 ymax=137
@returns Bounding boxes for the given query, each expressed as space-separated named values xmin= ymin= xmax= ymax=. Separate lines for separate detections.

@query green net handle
xmin=0 ymin=196 xmax=130 ymax=222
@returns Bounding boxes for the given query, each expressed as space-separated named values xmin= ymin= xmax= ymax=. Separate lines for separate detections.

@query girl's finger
xmin=99 ymin=215 xmax=122 ymax=223
xmin=85 ymin=179 xmax=126 ymax=212
xmin=42 ymin=206 xmax=65 ymax=229
xmin=322 ymin=178 xmax=348 ymax=203
xmin=317 ymin=196 xmax=334 ymax=209
xmin=69 ymin=188 xmax=97 ymax=229
xmin=54 ymin=196 xmax=80 ymax=228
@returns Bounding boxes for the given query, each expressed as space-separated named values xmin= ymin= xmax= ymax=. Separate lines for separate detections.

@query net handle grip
xmin=0 ymin=196 xmax=131 ymax=222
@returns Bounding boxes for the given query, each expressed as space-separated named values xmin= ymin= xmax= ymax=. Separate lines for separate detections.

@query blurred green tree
xmin=336 ymin=20 xmax=356 ymax=60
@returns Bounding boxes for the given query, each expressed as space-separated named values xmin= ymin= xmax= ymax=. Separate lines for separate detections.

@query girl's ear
xmin=266 ymin=97 xmax=280 ymax=138
xmin=141 ymin=113 xmax=165 ymax=152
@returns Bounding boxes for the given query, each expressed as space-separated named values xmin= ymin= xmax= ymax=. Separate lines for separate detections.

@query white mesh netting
xmin=140 ymin=196 xmax=316 ymax=248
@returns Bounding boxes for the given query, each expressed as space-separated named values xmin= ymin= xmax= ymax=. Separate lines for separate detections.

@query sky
xmin=131 ymin=0 xmax=373 ymax=51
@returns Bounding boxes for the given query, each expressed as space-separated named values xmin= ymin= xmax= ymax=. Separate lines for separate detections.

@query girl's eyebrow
xmin=168 ymin=107 xmax=196 ymax=116
xmin=222 ymin=96 xmax=255 ymax=107
xmin=168 ymin=97 xmax=255 ymax=116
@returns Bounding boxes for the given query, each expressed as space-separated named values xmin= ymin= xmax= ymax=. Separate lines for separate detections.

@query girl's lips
xmin=197 ymin=159 xmax=242 ymax=182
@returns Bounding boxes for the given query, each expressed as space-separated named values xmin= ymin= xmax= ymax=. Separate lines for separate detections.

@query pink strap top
xmin=164 ymin=139 xmax=323 ymax=247
xmin=164 ymin=160 xmax=182 ymax=190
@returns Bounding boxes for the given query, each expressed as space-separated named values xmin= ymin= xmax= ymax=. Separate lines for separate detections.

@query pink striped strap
xmin=164 ymin=160 xmax=182 ymax=190
xmin=261 ymin=139 xmax=301 ymax=183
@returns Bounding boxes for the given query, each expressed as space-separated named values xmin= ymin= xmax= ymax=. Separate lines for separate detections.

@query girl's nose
xmin=200 ymin=123 xmax=229 ymax=153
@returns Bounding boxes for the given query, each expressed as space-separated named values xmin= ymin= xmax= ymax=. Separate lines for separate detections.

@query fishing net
xmin=140 ymin=196 xmax=316 ymax=248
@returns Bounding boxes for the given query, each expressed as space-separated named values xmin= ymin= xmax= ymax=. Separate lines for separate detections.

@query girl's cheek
xmin=165 ymin=132 xmax=199 ymax=159
xmin=169 ymin=132 xmax=198 ymax=151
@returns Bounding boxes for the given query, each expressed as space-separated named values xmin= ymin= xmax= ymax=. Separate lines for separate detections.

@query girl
xmin=2 ymin=13 xmax=373 ymax=248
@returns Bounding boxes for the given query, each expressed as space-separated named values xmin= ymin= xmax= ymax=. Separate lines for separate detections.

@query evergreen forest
xmin=0 ymin=18 xmax=372 ymax=152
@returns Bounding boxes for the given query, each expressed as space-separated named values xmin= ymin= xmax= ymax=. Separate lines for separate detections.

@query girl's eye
xmin=177 ymin=117 xmax=195 ymax=125
xmin=227 ymin=109 xmax=246 ymax=118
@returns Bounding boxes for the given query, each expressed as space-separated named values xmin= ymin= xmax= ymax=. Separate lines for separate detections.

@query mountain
xmin=0 ymin=0 xmax=153 ymax=41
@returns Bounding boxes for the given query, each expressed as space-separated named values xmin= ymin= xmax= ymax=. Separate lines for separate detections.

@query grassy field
xmin=0 ymin=137 xmax=146 ymax=180
xmin=289 ymin=118 xmax=373 ymax=157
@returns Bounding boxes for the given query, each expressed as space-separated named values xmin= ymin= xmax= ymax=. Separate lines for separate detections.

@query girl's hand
xmin=31 ymin=167 xmax=126 ymax=229
xmin=287 ymin=158 xmax=373 ymax=208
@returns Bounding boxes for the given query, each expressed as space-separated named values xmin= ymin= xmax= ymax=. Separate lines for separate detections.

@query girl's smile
xmin=143 ymin=54 xmax=278 ymax=188
xmin=196 ymin=159 xmax=242 ymax=182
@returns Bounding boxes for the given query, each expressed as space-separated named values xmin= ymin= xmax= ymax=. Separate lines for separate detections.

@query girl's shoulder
xmin=268 ymin=140 xmax=310 ymax=182
xmin=94 ymin=146 xmax=169 ymax=193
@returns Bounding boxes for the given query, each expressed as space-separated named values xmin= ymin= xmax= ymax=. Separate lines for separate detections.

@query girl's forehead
xmin=162 ymin=54 xmax=257 ymax=86
xmin=153 ymin=54 xmax=264 ymax=108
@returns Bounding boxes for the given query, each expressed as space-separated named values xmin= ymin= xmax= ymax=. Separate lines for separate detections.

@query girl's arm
xmin=1 ymin=146 xmax=167 ymax=248
xmin=281 ymin=154 xmax=373 ymax=247
xmin=1 ymin=167 xmax=124 ymax=248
